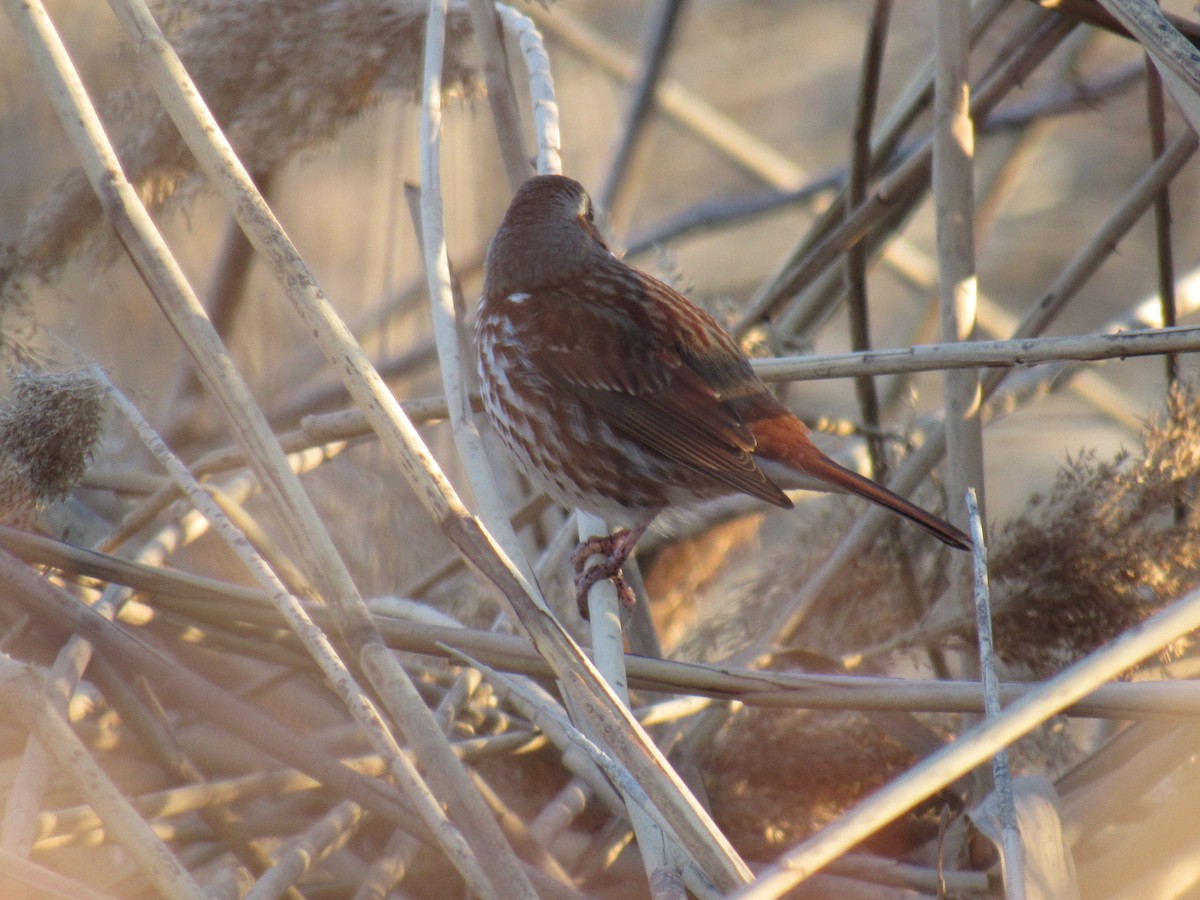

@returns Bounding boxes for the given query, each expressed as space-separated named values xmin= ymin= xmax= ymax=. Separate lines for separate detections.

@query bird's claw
xmin=571 ymin=530 xmax=638 ymax=617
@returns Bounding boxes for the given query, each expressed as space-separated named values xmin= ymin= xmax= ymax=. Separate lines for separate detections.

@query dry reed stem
xmin=420 ymin=3 xmax=540 ymax=603
xmin=754 ymin=321 xmax=1200 ymax=381
xmin=1099 ymin=0 xmax=1200 ymax=100
xmin=0 ymin=656 xmax=207 ymax=898
xmin=760 ymin=126 xmax=1198 ymax=646
xmin=967 ymin=488 xmax=1025 ymax=898
xmin=95 ymin=309 xmax=1200 ymax=478
xmin=595 ymin=0 xmax=689 ymax=219
xmin=112 ymin=598 xmax=1200 ymax=717
xmin=528 ymin=2 xmax=806 ymax=190
xmin=499 ymin=4 xmax=562 ymax=174
xmin=467 ymin=0 xmax=531 ymax=192
xmin=738 ymin=573 xmax=1200 ymax=896
xmin=10 ymin=509 xmax=1200 ymax=718
xmin=844 ymin=0 xmax=891 ymax=478
xmin=1142 ymin=55 xmax=1180 ymax=392
xmin=579 ymin=508 xmax=688 ymax=893
xmin=101 ymin=341 xmax=497 ymax=890
xmin=98 ymin=0 xmax=560 ymax=891
xmin=245 ymin=800 xmax=364 ymax=900
xmin=5 ymin=5 xmax=456 ymax=860
xmin=934 ymin=0 xmax=984 ymax=550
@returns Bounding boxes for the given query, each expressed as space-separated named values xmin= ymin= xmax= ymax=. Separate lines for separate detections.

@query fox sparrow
xmin=476 ymin=175 xmax=969 ymax=611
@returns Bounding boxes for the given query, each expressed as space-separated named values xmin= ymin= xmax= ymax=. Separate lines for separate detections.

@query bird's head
xmin=484 ymin=175 xmax=610 ymax=298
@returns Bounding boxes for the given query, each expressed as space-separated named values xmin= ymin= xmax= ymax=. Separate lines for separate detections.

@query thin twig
xmin=845 ymin=0 xmax=892 ymax=478
xmin=467 ymin=0 xmax=531 ymax=192
xmin=1144 ymin=58 xmax=1179 ymax=386
xmin=596 ymin=0 xmax=690 ymax=219
xmin=528 ymin=2 xmax=805 ymax=189
xmin=967 ymin=488 xmax=1024 ymax=899
xmin=735 ymin=9 xmax=1075 ymax=336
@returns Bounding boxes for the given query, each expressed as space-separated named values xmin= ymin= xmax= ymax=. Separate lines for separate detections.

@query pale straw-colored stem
xmin=579 ymin=510 xmax=686 ymax=896
xmin=89 ymin=366 xmax=497 ymax=896
xmin=968 ymin=488 xmax=1024 ymax=899
xmin=0 ymin=657 xmax=206 ymax=899
xmin=935 ymin=0 xmax=984 ymax=539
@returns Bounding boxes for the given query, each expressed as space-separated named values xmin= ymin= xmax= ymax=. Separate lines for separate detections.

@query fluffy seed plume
xmin=988 ymin=383 xmax=1200 ymax=675
xmin=0 ymin=370 xmax=104 ymax=526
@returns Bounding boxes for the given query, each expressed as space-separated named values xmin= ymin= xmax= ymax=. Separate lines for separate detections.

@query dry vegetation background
xmin=2 ymin=0 xmax=1200 ymax=897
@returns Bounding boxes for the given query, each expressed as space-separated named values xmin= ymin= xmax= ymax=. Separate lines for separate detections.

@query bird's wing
xmin=514 ymin=276 xmax=792 ymax=508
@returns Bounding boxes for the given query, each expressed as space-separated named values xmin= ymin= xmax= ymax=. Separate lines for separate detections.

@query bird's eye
xmin=584 ymin=201 xmax=595 ymax=223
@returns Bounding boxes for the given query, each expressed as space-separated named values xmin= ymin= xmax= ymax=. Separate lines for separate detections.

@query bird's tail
xmin=753 ymin=416 xmax=971 ymax=550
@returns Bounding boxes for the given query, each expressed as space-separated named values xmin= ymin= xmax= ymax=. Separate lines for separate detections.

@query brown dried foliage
xmin=705 ymin=709 xmax=921 ymax=860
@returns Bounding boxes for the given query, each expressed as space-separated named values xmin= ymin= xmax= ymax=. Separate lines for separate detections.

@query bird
xmin=475 ymin=174 xmax=970 ymax=612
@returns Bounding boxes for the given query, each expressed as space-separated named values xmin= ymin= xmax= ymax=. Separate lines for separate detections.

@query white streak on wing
xmin=507 ymin=292 xmax=531 ymax=304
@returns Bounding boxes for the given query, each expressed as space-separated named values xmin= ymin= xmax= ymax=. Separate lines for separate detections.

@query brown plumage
xmin=476 ymin=175 xmax=969 ymax=608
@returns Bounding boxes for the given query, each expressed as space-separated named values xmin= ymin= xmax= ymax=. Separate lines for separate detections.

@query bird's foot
xmin=571 ymin=529 xmax=639 ymax=617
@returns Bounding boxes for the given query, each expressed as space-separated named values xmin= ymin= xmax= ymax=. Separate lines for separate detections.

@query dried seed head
xmin=0 ymin=370 xmax=103 ymax=525
xmin=1 ymin=0 xmax=482 ymax=304
xmin=989 ymin=383 xmax=1200 ymax=675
